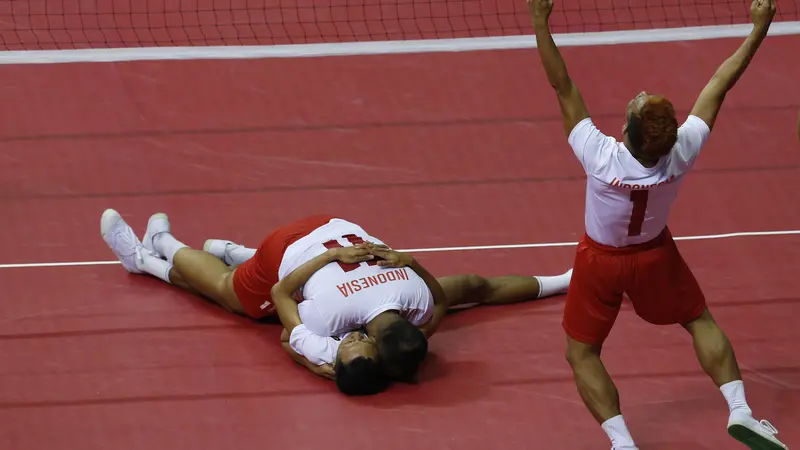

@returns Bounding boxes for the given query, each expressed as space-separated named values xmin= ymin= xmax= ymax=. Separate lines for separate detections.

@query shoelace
xmin=759 ymin=420 xmax=779 ymax=436
xmin=113 ymin=228 xmax=139 ymax=256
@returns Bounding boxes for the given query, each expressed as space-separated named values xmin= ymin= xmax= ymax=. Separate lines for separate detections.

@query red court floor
xmin=0 ymin=35 xmax=799 ymax=449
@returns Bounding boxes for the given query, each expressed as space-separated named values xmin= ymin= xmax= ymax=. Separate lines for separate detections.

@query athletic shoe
xmin=100 ymin=209 xmax=145 ymax=274
xmin=728 ymin=415 xmax=788 ymax=449
xmin=203 ymin=239 xmax=241 ymax=265
xmin=142 ymin=213 xmax=171 ymax=257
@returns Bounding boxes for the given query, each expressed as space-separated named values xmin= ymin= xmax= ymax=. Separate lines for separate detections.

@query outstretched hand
xmin=527 ymin=0 xmax=554 ymax=23
xmin=750 ymin=0 xmax=776 ymax=29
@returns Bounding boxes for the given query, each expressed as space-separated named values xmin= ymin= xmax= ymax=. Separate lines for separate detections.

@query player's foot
xmin=728 ymin=414 xmax=788 ymax=449
xmin=142 ymin=213 xmax=171 ymax=257
xmin=100 ymin=209 xmax=145 ymax=274
xmin=203 ymin=239 xmax=240 ymax=265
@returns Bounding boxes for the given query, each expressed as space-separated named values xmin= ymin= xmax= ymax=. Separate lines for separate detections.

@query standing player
xmin=526 ymin=0 xmax=787 ymax=448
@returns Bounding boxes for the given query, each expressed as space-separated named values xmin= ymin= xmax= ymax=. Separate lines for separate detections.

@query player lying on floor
xmin=202 ymin=237 xmax=571 ymax=380
xmin=100 ymin=209 xmax=572 ymax=395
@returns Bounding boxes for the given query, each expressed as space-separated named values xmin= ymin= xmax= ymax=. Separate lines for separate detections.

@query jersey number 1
xmin=628 ymin=190 xmax=648 ymax=237
xmin=322 ymin=234 xmax=379 ymax=273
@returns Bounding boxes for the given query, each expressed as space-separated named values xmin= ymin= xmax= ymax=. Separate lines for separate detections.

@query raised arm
xmin=270 ymin=245 xmax=374 ymax=373
xmin=690 ymin=0 xmax=775 ymax=131
xmin=527 ymin=0 xmax=589 ymax=136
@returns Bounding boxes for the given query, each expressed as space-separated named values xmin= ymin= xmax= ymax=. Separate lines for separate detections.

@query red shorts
xmin=563 ymin=227 xmax=706 ymax=346
xmin=232 ymin=215 xmax=336 ymax=319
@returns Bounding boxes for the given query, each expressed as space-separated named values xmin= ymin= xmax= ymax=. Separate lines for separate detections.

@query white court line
xmin=1 ymin=229 xmax=798 ymax=270
xmin=0 ymin=22 xmax=798 ymax=64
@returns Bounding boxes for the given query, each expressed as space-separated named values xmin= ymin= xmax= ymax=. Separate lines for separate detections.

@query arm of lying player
xmin=527 ymin=0 xmax=589 ymax=137
xmin=280 ymin=328 xmax=336 ymax=380
xmin=361 ymin=243 xmax=449 ymax=338
xmin=271 ymin=246 xmax=374 ymax=369
xmin=271 ymin=245 xmax=375 ymax=332
xmin=690 ymin=0 xmax=774 ymax=131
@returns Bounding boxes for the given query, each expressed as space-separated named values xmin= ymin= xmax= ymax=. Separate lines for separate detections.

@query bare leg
xmin=166 ymin=248 xmax=246 ymax=315
xmin=682 ymin=308 xmax=741 ymax=386
xmin=565 ymin=336 xmax=621 ymax=423
xmin=684 ymin=309 xmax=791 ymax=449
xmin=436 ymin=272 xmax=569 ymax=308
xmin=142 ymin=214 xmax=247 ymax=315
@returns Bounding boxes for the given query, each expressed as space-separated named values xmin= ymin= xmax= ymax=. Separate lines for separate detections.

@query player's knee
xmin=565 ymin=338 xmax=601 ymax=368
xmin=681 ymin=308 xmax=715 ymax=333
xmin=459 ymin=274 xmax=490 ymax=303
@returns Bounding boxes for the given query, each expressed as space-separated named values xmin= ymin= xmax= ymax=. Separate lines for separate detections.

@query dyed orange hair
xmin=627 ymin=96 xmax=679 ymax=159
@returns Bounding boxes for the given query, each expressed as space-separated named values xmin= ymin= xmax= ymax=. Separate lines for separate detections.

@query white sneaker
xmin=142 ymin=213 xmax=171 ymax=257
xmin=728 ymin=414 xmax=788 ymax=449
xmin=203 ymin=239 xmax=238 ymax=265
xmin=100 ymin=209 xmax=145 ymax=274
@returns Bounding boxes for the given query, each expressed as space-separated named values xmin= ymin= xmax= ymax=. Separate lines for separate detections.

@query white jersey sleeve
xmin=289 ymin=324 xmax=340 ymax=366
xmin=672 ymin=115 xmax=711 ymax=171
xmin=568 ymin=118 xmax=617 ymax=175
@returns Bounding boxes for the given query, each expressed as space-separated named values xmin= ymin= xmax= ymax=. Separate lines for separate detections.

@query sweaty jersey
xmin=285 ymin=218 xmax=434 ymax=365
xmin=569 ymin=115 xmax=710 ymax=247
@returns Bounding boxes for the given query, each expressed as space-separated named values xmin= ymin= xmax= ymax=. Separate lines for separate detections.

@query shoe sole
xmin=203 ymin=239 xmax=232 ymax=263
xmin=143 ymin=213 xmax=169 ymax=252
xmin=100 ymin=208 xmax=121 ymax=237
xmin=728 ymin=424 xmax=787 ymax=450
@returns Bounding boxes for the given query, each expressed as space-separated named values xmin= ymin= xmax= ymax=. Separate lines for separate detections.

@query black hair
xmin=334 ymin=356 xmax=390 ymax=396
xmin=376 ymin=320 xmax=428 ymax=382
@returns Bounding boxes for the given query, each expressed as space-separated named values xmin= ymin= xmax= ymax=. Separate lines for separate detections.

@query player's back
xmin=569 ymin=115 xmax=710 ymax=247
xmin=279 ymin=219 xmax=433 ymax=336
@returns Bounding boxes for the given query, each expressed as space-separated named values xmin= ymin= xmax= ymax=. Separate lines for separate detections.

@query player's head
xmin=333 ymin=331 xmax=389 ymax=396
xmin=375 ymin=318 xmax=428 ymax=382
xmin=623 ymin=91 xmax=679 ymax=161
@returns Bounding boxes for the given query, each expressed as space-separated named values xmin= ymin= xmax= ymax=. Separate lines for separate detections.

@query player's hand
xmin=360 ymin=241 xmax=392 ymax=251
xmin=527 ymin=0 xmax=554 ymax=23
xmin=750 ymin=0 xmax=776 ymax=30
xmin=313 ymin=363 xmax=336 ymax=380
xmin=329 ymin=246 xmax=375 ymax=264
xmin=363 ymin=244 xmax=415 ymax=268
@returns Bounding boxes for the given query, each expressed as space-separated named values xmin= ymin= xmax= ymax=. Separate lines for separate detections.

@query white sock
xmin=138 ymin=250 xmax=173 ymax=284
xmin=601 ymin=415 xmax=637 ymax=449
xmin=534 ymin=268 xmax=573 ymax=298
xmin=227 ymin=245 xmax=256 ymax=266
xmin=152 ymin=232 xmax=188 ymax=264
xmin=720 ymin=380 xmax=752 ymax=416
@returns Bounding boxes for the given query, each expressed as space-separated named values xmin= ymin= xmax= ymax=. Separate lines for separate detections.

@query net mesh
xmin=0 ymin=0 xmax=798 ymax=50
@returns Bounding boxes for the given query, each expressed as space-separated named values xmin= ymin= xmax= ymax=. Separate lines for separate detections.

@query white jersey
xmin=569 ymin=115 xmax=710 ymax=247
xmin=285 ymin=219 xmax=434 ymax=365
